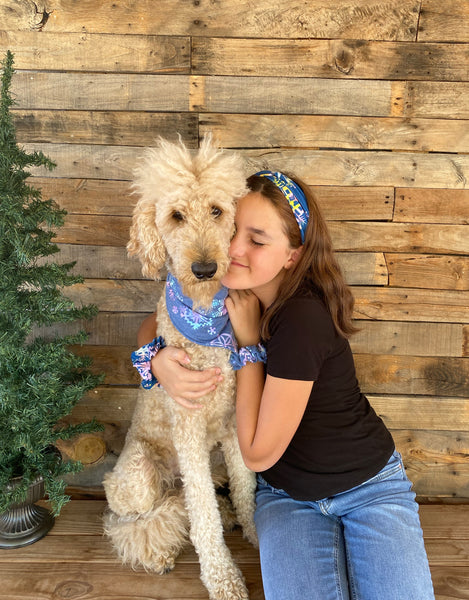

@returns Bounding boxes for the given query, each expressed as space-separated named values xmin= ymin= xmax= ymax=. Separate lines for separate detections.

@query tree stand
xmin=0 ymin=476 xmax=55 ymax=548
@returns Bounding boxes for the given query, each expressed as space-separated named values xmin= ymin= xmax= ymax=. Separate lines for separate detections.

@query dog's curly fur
xmin=103 ymin=137 xmax=257 ymax=600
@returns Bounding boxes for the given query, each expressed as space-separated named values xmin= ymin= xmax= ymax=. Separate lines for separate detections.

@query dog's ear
xmin=127 ymin=199 xmax=167 ymax=280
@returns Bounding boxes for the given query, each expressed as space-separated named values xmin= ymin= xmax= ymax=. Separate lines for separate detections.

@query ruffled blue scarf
xmin=166 ymin=272 xmax=237 ymax=352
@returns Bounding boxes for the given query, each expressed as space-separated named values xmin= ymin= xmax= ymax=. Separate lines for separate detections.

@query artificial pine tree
xmin=0 ymin=51 xmax=103 ymax=518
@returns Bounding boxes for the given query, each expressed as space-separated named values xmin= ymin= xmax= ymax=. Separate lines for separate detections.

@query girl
xmin=136 ymin=171 xmax=434 ymax=600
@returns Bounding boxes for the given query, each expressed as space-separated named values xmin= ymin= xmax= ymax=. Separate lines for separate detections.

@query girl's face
xmin=221 ymin=192 xmax=300 ymax=307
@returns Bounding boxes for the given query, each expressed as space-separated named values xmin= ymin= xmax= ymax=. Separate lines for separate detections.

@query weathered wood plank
xmin=418 ymin=0 xmax=469 ymax=43
xmin=393 ymin=430 xmax=469 ymax=471
xmin=63 ymin=280 xmax=469 ymax=322
xmin=2 ymin=504 xmax=469 ymax=599
xmin=10 ymin=73 xmax=469 ymax=122
xmin=67 ymin=388 xmax=134 ymax=426
xmin=394 ymin=188 xmax=469 ymax=224
xmin=369 ymin=395 xmax=469 ymax=431
xmin=338 ymin=252 xmax=388 ymax=285
xmin=355 ymin=354 xmax=469 ymax=397
xmin=193 ymin=37 xmax=469 ymax=81
xmin=408 ymin=468 xmax=469 ymax=501
xmin=329 ymin=222 xmax=469 ymax=254
xmin=0 ymin=31 xmax=190 ymax=73
xmin=2 ymin=502 xmax=468 ymax=600
xmin=387 ymin=254 xmax=469 ymax=291
xmin=94 ymin=319 xmax=464 ymax=358
xmin=190 ymin=76 xmax=396 ymax=116
xmin=404 ymin=81 xmax=469 ymax=119
xmin=201 ymin=113 xmax=469 ymax=153
xmin=24 ymin=144 xmax=469 ymax=188
xmin=55 ymin=215 xmax=131 ymax=246
xmin=39 ymin=501 xmax=469 ymax=541
xmin=33 ymin=177 xmax=135 ymax=215
xmin=431 ymin=566 xmax=469 ymax=600
xmin=64 ymin=443 xmax=469 ymax=502
xmin=45 ymin=244 xmax=142 ymax=279
xmin=52 ymin=248 xmax=386 ymax=286
xmin=48 ymin=245 xmax=387 ymax=286
xmin=24 ymin=144 xmax=138 ymax=181
xmin=38 ymin=316 xmax=466 ymax=358
xmin=35 ymin=296 xmax=423 ymax=349
xmin=11 ymin=71 xmax=190 ymax=111
xmin=353 ymin=286 xmax=469 ymax=323
xmin=0 ymin=531 xmax=260 ymax=564
xmin=191 ymin=76 xmax=469 ymax=119
xmin=80 ymin=347 xmax=469 ymax=397
xmin=17 ymin=71 xmax=468 ymax=121
xmin=45 ymin=502 xmax=469 ymax=540
xmin=71 ymin=345 xmax=137 ymax=386
xmin=14 ymin=110 xmax=198 ymax=147
xmin=243 ymin=149 xmax=469 ymax=189
xmin=40 ymin=500 xmax=105 ymax=535
xmin=33 ymin=312 xmax=141 ymax=347
xmin=65 ymin=280 xmax=161 ymax=312
xmin=71 ymin=387 xmax=469 ymax=433
xmin=351 ymin=322 xmax=465 ymax=357
xmin=398 ymin=431 xmax=469 ymax=499
xmin=0 ymin=562 xmax=265 ymax=600
xmin=0 ymin=0 xmax=420 ymax=40
xmin=419 ymin=505 xmax=469 ymax=538
xmin=32 ymin=177 xmax=394 ymax=221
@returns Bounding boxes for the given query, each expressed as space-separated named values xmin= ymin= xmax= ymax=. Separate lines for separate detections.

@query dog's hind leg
xmin=174 ymin=422 xmax=249 ymax=600
xmin=222 ymin=419 xmax=258 ymax=547
xmin=103 ymin=437 xmax=190 ymax=573
xmin=103 ymin=438 xmax=162 ymax=516
xmin=103 ymin=491 xmax=189 ymax=573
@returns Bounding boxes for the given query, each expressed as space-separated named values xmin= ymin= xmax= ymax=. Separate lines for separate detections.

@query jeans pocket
xmin=256 ymin=474 xmax=288 ymax=496
xmin=368 ymin=450 xmax=405 ymax=485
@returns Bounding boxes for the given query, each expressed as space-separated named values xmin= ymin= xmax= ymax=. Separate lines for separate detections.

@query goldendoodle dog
xmin=103 ymin=137 xmax=258 ymax=600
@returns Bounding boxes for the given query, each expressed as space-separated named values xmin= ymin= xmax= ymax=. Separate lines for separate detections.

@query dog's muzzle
xmin=191 ymin=261 xmax=218 ymax=280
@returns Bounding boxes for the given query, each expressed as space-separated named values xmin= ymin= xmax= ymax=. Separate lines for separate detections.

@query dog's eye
xmin=171 ymin=211 xmax=184 ymax=222
xmin=211 ymin=206 xmax=223 ymax=218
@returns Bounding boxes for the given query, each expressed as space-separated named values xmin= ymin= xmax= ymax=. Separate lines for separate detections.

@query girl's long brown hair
xmin=246 ymin=174 xmax=358 ymax=340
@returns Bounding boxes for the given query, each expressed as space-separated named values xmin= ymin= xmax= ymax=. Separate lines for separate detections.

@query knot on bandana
xmin=166 ymin=272 xmax=238 ymax=352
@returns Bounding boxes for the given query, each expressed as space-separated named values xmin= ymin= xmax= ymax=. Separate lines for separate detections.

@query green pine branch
xmin=0 ymin=51 xmax=104 ymax=516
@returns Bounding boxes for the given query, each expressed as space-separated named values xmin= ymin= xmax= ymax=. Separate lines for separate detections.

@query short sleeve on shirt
xmin=266 ymin=295 xmax=336 ymax=382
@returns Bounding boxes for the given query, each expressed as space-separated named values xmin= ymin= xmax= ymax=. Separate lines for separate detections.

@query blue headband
xmin=255 ymin=171 xmax=309 ymax=243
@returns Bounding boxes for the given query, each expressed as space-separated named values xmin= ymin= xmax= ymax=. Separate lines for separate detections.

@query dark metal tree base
xmin=0 ymin=475 xmax=55 ymax=549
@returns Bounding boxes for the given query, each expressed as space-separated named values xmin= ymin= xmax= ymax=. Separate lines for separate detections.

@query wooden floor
xmin=0 ymin=501 xmax=468 ymax=599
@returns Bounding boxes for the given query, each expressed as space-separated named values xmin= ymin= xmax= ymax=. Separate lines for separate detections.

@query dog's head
xmin=128 ymin=136 xmax=247 ymax=307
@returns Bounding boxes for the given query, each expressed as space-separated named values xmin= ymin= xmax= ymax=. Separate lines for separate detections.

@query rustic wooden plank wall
xmin=1 ymin=0 xmax=468 ymax=502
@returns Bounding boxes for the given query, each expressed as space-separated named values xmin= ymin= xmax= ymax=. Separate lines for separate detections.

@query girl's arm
xmin=137 ymin=312 xmax=222 ymax=408
xmin=137 ymin=312 xmax=159 ymax=346
xmin=235 ymin=366 xmax=312 ymax=471
xmin=226 ymin=290 xmax=313 ymax=472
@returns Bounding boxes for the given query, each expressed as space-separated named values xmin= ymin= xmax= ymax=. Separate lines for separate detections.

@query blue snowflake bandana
xmin=256 ymin=170 xmax=310 ymax=243
xmin=166 ymin=272 xmax=237 ymax=352
xmin=164 ymin=272 xmax=267 ymax=371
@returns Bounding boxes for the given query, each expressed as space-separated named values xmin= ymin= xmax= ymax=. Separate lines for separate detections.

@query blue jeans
xmin=254 ymin=451 xmax=434 ymax=600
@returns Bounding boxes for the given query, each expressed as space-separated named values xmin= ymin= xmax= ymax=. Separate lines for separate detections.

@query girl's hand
xmin=151 ymin=346 xmax=222 ymax=409
xmin=225 ymin=290 xmax=261 ymax=347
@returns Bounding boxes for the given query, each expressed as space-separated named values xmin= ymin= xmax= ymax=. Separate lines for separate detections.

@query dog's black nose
xmin=191 ymin=261 xmax=218 ymax=280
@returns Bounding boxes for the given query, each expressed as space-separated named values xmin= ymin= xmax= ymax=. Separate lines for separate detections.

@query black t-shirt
xmin=260 ymin=287 xmax=395 ymax=501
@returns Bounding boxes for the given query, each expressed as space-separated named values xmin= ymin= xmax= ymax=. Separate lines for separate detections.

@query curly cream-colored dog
xmin=103 ymin=137 xmax=258 ymax=600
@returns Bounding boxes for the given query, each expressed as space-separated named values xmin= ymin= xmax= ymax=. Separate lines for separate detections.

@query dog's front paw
xmin=209 ymin=579 xmax=249 ymax=600
xmin=204 ymin=566 xmax=250 ymax=600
